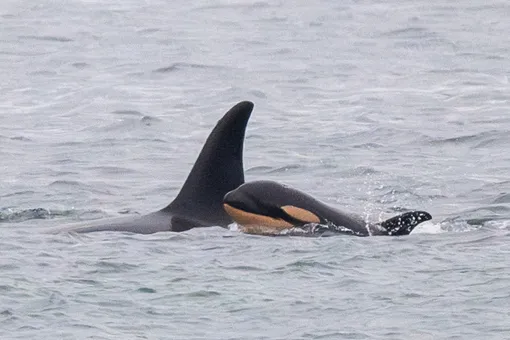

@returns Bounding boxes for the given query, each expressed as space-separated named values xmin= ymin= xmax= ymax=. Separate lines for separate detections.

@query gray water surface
xmin=1 ymin=1 xmax=510 ymax=339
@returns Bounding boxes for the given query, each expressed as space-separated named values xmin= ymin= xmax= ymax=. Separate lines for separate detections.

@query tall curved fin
xmin=163 ymin=101 xmax=254 ymax=225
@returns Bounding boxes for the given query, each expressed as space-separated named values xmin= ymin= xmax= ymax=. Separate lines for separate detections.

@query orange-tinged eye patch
xmin=281 ymin=205 xmax=320 ymax=224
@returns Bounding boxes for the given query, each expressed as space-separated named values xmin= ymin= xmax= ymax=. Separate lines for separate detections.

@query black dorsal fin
xmin=379 ymin=211 xmax=432 ymax=236
xmin=163 ymin=101 xmax=254 ymax=224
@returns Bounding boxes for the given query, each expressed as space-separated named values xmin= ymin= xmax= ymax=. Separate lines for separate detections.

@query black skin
xmin=51 ymin=101 xmax=254 ymax=234
xmin=224 ymin=180 xmax=432 ymax=237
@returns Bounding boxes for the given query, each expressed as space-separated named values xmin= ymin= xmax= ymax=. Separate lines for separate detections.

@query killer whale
xmin=223 ymin=180 xmax=432 ymax=236
xmin=52 ymin=101 xmax=254 ymax=234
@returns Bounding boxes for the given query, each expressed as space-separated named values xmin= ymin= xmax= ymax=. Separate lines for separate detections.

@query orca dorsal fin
xmin=379 ymin=211 xmax=432 ymax=236
xmin=163 ymin=101 xmax=254 ymax=223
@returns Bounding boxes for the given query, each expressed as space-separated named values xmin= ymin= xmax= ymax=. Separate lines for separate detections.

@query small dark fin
xmin=379 ymin=211 xmax=432 ymax=236
xmin=163 ymin=102 xmax=254 ymax=224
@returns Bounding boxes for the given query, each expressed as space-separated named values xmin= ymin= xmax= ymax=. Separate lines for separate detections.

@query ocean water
xmin=1 ymin=0 xmax=510 ymax=339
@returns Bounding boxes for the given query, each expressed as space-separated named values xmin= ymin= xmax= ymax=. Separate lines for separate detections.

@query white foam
xmin=411 ymin=220 xmax=445 ymax=234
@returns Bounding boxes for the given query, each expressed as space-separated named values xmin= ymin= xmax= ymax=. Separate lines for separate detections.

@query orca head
xmin=223 ymin=181 xmax=322 ymax=233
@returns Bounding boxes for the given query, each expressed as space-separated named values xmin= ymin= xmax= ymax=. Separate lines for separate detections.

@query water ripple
xmin=2 ymin=1 xmax=510 ymax=339
xmin=19 ymin=35 xmax=73 ymax=42
xmin=153 ymin=62 xmax=226 ymax=73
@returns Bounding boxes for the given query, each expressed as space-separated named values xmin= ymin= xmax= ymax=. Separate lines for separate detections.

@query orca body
xmin=223 ymin=180 xmax=432 ymax=236
xmin=53 ymin=101 xmax=254 ymax=234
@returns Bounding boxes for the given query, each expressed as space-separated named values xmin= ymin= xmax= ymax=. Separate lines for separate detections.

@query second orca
xmin=223 ymin=180 xmax=432 ymax=237
xmin=51 ymin=101 xmax=254 ymax=234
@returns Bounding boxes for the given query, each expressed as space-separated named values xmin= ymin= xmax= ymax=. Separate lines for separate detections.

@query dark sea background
xmin=1 ymin=1 xmax=510 ymax=339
